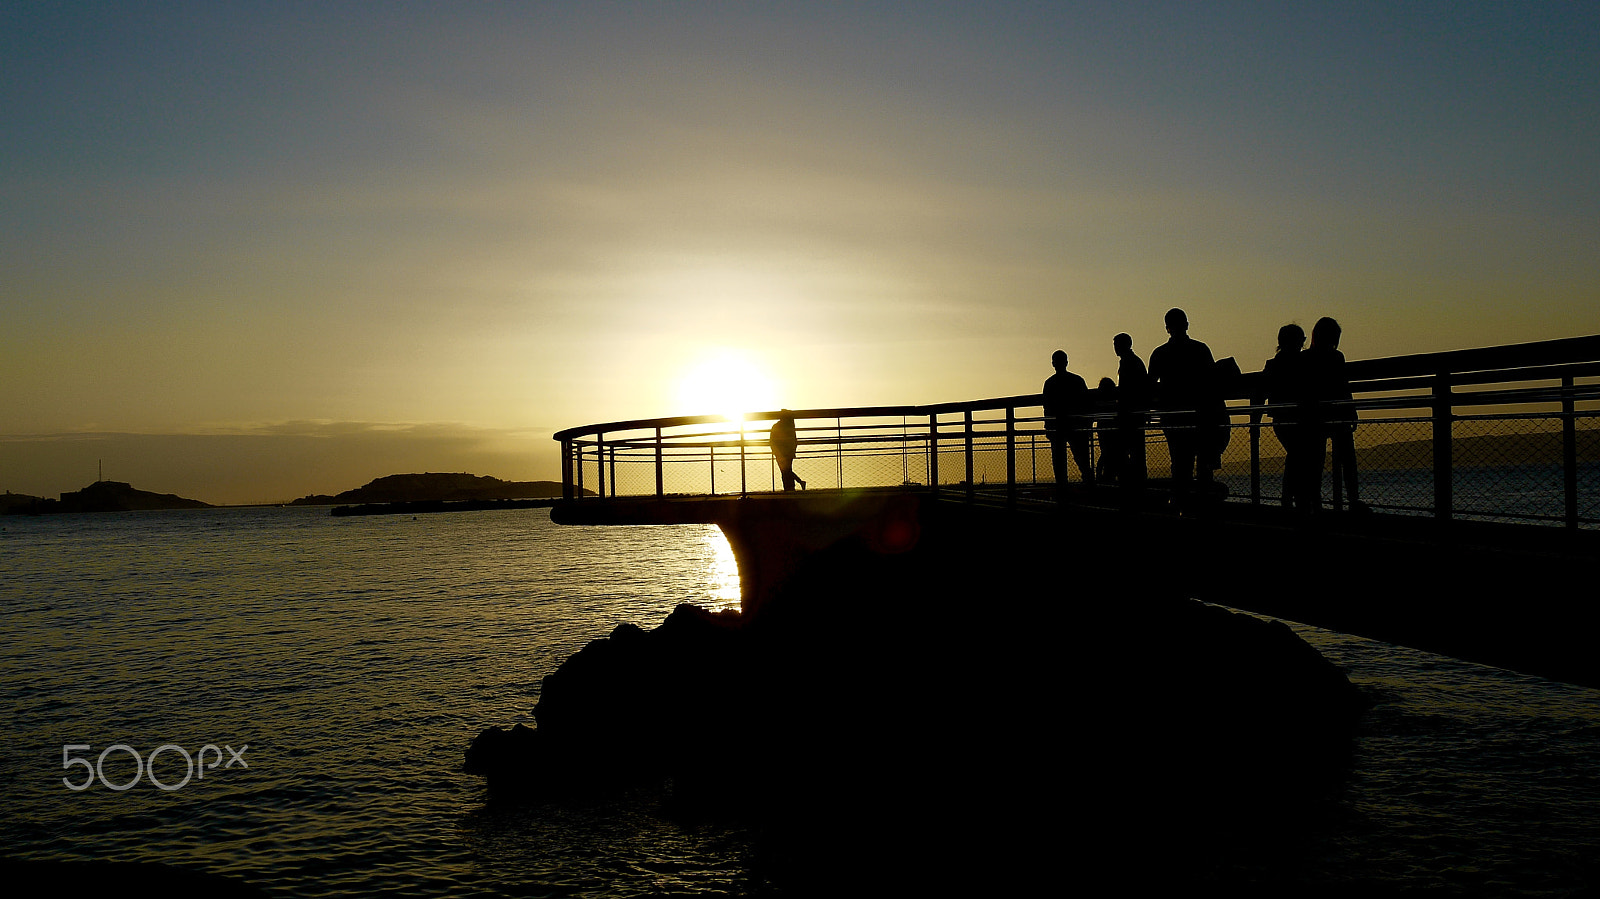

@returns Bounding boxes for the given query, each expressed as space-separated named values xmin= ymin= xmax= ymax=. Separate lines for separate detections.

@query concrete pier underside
xmin=554 ymin=489 xmax=1600 ymax=690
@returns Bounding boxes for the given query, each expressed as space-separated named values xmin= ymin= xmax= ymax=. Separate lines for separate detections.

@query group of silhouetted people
xmin=1044 ymin=308 xmax=1365 ymax=514
xmin=1259 ymin=316 xmax=1368 ymax=514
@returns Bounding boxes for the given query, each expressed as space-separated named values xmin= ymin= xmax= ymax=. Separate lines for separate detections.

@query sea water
xmin=1 ymin=505 xmax=1598 ymax=895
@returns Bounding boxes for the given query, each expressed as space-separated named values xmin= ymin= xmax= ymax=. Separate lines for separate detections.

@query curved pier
xmin=551 ymin=335 xmax=1600 ymax=687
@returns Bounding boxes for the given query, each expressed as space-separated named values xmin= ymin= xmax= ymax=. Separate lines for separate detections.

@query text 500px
xmin=62 ymin=744 xmax=248 ymax=791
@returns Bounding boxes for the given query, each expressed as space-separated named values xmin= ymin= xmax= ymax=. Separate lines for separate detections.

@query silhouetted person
xmin=1148 ymin=308 xmax=1218 ymax=499
xmin=1113 ymin=332 xmax=1150 ymax=492
xmin=1302 ymin=317 xmax=1367 ymax=513
xmin=1043 ymin=350 xmax=1094 ymax=495
xmin=770 ymin=412 xmax=806 ymax=491
xmin=1211 ymin=355 xmax=1243 ymax=470
xmin=1094 ymin=377 xmax=1121 ymax=484
xmin=1258 ymin=323 xmax=1309 ymax=509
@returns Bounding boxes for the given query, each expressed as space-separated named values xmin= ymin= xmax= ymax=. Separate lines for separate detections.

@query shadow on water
xmin=0 ymin=859 xmax=270 ymax=898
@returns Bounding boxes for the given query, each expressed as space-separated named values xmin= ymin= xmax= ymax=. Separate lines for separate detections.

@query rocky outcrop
xmin=466 ymin=604 xmax=752 ymax=795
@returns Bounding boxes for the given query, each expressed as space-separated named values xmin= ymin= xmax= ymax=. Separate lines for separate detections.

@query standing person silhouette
xmin=769 ymin=412 xmax=806 ymax=491
xmin=1147 ymin=308 xmax=1217 ymax=501
xmin=1302 ymin=318 xmax=1367 ymax=513
xmin=1043 ymin=350 xmax=1094 ymax=497
xmin=1094 ymin=377 xmax=1121 ymax=485
xmin=1113 ymin=332 xmax=1150 ymax=493
xmin=1259 ymin=323 xmax=1308 ymax=509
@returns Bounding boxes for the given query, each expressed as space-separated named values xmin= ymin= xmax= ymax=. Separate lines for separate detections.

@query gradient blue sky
xmin=4 ymin=2 xmax=1598 ymax=503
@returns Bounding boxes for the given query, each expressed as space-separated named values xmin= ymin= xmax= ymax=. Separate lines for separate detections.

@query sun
xmin=676 ymin=350 xmax=780 ymax=421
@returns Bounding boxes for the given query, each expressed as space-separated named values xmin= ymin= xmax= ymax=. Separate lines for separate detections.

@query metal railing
xmin=553 ymin=335 xmax=1600 ymax=529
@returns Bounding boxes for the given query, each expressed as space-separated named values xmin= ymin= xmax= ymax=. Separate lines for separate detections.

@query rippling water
xmin=0 ymin=506 xmax=750 ymax=897
xmin=1 ymin=505 xmax=1597 ymax=895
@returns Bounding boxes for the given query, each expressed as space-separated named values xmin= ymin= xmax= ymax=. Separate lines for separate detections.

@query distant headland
xmin=2 ymin=472 xmax=580 ymax=516
xmin=291 ymin=472 xmax=571 ymax=506
xmin=293 ymin=472 xmax=586 ymax=515
xmin=3 ymin=481 xmax=212 ymax=515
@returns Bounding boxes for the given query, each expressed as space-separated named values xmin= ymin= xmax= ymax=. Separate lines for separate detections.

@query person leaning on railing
xmin=1043 ymin=349 xmax=1095 ymax=495
xmin=1258 ymin=323 xmax=1309 ymax=509
xmin=1302 ymin=317 xmax=1369 ymax=514
xmin=1094 ymin=377 xmax=1122 ymax=484
xmin=1113 ymin=332 xmax=1150 ymax=492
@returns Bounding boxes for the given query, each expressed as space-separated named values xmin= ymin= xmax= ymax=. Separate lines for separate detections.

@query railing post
xmin=1249 ymin=406 xmax=1261 ymax=505
xmin=739 ymin=418 xmax=747 ymax=496
xmin=576 ymin=441 xmax=586 ymax=498
xmin=928 ymin=413 xmax=940 ymax=494
xmin=836 ymin=417 xmax=844 ymax=489
xmin=901 ymin=415 xmax=909 ymax=487
xmin=608 ymin=442 xmax=617 ymax=498
xmin=1331 ymin=407 xmax=1345 ymax=512
xmin=1031 ymin=430 xmax=1038 ymax=485
xmin=1563 ymin=376 xmax=1579 ymax=529
xmin=964 ymin=409 xmax=975 ymax=501
xmin=561 ymin=439 xmax=574 ymax=501
xmin=655 ymin=427 xmax=664 ymax=497
xmin=1005 ymin=405 xmax=1016 ymax=504
xmin=1432 ymin=375 xmax=1452 ymax=522
xmin=709 ymin=443 xmax=716 ymax=495
xmin=595 ymin=432 xmax=606 ymax=500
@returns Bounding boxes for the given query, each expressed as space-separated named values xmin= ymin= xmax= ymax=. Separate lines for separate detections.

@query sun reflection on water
xmin=701 ymin=525 xmax=742 ymax=613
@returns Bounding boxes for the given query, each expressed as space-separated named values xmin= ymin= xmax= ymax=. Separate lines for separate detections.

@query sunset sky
xmin=4 ymin=3 xmax=1598 ymax=504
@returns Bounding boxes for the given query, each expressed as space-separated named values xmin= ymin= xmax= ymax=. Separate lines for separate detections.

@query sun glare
xmin=676 ymin=350 xmax=780 ymax=421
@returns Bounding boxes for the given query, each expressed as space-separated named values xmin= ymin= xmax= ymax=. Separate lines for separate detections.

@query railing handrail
xmin=555 ymin=335 xmax=1600 ymax=444
xmin=1342 ymin=334 xmax=1600 ymax=381
xmin=551 ymin=395 xmax=1045 ymax=443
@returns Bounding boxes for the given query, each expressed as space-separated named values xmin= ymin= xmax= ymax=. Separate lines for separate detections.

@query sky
xmin=4 ymin=2 xmax=1598 ymax=504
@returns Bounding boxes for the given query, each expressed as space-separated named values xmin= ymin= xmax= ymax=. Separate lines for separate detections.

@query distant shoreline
xmin=330 ymin=498 xmax=558 ymax=516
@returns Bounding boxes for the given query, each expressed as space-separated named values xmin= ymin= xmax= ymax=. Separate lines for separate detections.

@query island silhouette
xmin=3 ymin=481 xmax=213 ymax=515
xmin=292 ymin=472 xmax=596 ymax=515
xmin=3 ymin=472 xmax=580 ymax=516
xmin=292 ymin=472 xmax=573 ymax=507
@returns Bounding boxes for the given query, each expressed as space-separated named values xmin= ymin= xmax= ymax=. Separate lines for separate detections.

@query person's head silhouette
xmin=1277 ymin=323 xmax=1305 ymax=354
xmin=1052 ymin=349 xmax=1068 ymax=371
xmin=1114 ymin=332 xmax=1133 ymax=355
xmin=1312 ymin=317 xmax=1341 ymax=350
xmin=1165 ymin=308 xmax=1188 ymax=335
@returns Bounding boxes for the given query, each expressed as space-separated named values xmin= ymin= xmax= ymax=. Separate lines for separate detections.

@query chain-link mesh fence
xmin=1212 ymin=409 xmax=1600 ymax=525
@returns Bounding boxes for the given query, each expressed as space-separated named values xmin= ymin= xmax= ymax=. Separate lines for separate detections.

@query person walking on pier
xmin=1148 ymin=308 xmax=1219 ymax=501
xmin=1303 ymin=317 xmax=1367 ymax=513
xmin=1043 ymin=350 xmax=1094 ymax=496
xmin=1113 ymin=332 xmax=1150 ymax=494
xmin=770 ymin=412 xmax=806 ymax=491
